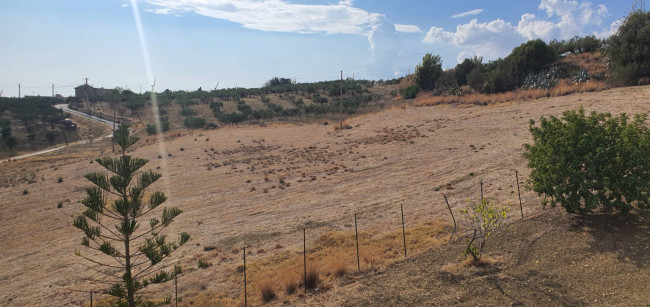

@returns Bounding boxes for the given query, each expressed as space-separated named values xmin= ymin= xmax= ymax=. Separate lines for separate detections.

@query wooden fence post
xmin=354 ymin=213 xmax=360 ymax=272
xmin=243 ymin=246 xmax=247 ymax=307
xmin=303 ymin=228 xmax=307 ymax=293
xmin=444 ymin=194 xmax=457 ymax=242
xmin=401 ymin=204 xmax=407 ymax=258
xmin=516 ymin=170 xmax=523 ymax=218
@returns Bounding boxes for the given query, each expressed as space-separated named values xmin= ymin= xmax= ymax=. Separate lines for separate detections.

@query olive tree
xmin=73 ymin=124 xmax=189 ymax=306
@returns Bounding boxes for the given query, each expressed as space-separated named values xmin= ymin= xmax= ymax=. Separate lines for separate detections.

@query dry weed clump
xmin=328 ymin=257 xmax=348 ymax=277
xmin=258 ymin=276 xmax=277 ymax=302
xmin=302 ymin=265 xmax=321 ymax=290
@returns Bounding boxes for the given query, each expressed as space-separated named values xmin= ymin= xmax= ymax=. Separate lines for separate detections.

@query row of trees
xmin=415 ymin=39 xmax=559 ymax=95
xmin=0 ymin=96 xmax=69 ymax=150
xmin=412 ymin=11 xmax=650 ymax=96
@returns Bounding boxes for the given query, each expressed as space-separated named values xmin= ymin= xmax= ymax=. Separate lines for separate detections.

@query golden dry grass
xmin=414 ymin=81 xmax=607 ymax=107
xmin=193 ymin=219 xmax=450 ymax=306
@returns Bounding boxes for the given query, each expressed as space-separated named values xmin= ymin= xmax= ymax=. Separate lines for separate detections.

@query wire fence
xmin=63 ymin=171 xmax=526 ymax=306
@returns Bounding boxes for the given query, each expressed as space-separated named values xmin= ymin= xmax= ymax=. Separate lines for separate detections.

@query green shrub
xmin=459 ymin=198 xmax=509 ymax=263
xmin=57 ymin=177 xmax=63 ymax=183
xmin=524 ymin=108 xmax=650 ymax=213
xmin=197 ymin=258 xmax=210 ymax=269
xmin=401 ymin=85 xmax=420 ymax=99
xmin=467 ymin=66 xmax=486 ymax=92
xmin=45 ymin=130 xmax=57 ymax=145
xmin=183 ymin=116 xmax=206 ymax=129
xmin=180 ymin=107 xmax=196 ymax=117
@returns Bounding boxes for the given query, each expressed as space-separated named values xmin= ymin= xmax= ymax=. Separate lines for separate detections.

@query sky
xmin=0 ymin=0 xmax=631 ymax=97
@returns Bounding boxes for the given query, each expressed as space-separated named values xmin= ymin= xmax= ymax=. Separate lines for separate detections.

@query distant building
xmin=74 ymin=84 xmax=113 ymax=100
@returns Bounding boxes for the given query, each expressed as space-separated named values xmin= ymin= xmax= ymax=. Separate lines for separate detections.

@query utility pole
xmin=85 ymin=78 xmax=89 ymax=112
xmin=52 ymin=84 xmax=55 ymax=97
xmin=339 ymin=70 xmax=343 ymax=130
xmin=18 ymin=83 xmax=21 ymax=99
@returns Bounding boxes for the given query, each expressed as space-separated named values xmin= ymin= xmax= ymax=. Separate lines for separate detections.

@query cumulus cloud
xmin=422 ymin=0 xmax=610 ymax=61
xmin=594 ymin=18 xmax=622 ymax=38
xmin=456 ymin=51 xmax=474 ymax=64
xmin=451 ymin=9 xmax=484 ymax=19
xmin=146 ymin=0 xmax=382 ymax=35
xmin=394 ymin=24 xmax=422 ymax=33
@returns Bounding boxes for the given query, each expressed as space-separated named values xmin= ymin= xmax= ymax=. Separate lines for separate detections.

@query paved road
xmin=54 ymin=104 xmax=117 ymax=128
xmin=1 ymin=105 xmax=115 ymax=163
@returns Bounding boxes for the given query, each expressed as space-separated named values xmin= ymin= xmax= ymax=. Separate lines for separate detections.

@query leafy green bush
xmin=180 ymin=107 xmax=196 ymax=117
xmin=45 ymin=130 xmax=58 ymax=145
xmin=146 ymin=122 xmax=170 ymax=135
xmin=401 ymin=84 xmax=420 ymax=99
xmin=184 ymin=116 xmax=206 ymax=129
xmin=524 ymin=108 xmax=650 ymax=213
xmin=467 ymin=66 xmax=486 ymax=92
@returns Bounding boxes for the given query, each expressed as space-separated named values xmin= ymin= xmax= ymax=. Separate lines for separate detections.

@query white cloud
xmin=456 ymin=51 xmax=474 ymax=64
xmin=146 ymin=0 xmax=382 ymax=35
xmin=594 ymin=18 xmax=622 ymax=38
xmin=121 ymin=3 xmax=129 ymax=7
xmin=422 ymin=0 xmax=610 ymax=61
xmin=517 ymin=13 xmax=559 ymax=40
xmin=394 ymin=24 xmax=422 ymax=33
xmin=451 ymin=9 xmax=484 ymax=19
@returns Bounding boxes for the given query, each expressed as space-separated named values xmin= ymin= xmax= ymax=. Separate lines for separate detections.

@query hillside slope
xmin=303 ymin=207 xmax=650 ymax=306
xmin=0 ymin=84 xmax=648 ymax=306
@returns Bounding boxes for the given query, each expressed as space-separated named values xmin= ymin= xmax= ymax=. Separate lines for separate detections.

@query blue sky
xmin=0 ymin=0 xmax=627 ymax=97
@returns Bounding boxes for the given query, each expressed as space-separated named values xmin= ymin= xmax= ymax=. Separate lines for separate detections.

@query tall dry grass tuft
xmin=258 ymin=276 xmax=277 ymax=303
xmin=278 ymin=266 xmax=300 ymax=295
xmin=302 ymin=265 xmax=321 ymax=290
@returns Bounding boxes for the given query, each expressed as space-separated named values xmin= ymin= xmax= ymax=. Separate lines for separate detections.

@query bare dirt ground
xmin=0 ymin=85 xmax=648 ymax=306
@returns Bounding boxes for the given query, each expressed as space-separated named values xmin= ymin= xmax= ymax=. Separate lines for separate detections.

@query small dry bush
xmin=278 ymin=266 xmax=300 ymax=295
xmin=326 ymin=258 xmax=347 ymax=278
xmin=258 ymin=276 xmax=277 ymax=303
xmin=302 ymin=266 xmax=321 ymax=290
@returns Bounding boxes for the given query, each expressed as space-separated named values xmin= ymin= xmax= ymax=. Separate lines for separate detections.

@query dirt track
xmin=0 ymin=85 xmax=648 ymax=306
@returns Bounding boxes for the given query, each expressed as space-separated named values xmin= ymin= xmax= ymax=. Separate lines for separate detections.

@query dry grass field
xmin=0 ymin=84 xmax=648 ymax=306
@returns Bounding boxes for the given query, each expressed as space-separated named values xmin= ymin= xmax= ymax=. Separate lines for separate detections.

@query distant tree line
xmin=0 ymin=96 xmax=66 ymax=149
xmin=411 ymin=11 xmax=650 ymax=96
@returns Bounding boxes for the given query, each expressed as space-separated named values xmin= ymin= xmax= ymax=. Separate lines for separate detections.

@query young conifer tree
xmin=73 ymin=124 xmax=189 ymax=306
